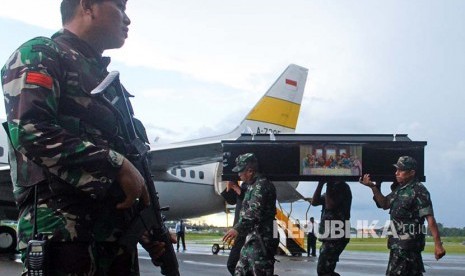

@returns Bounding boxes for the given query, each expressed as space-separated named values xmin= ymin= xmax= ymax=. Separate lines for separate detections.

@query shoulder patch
xmin=25 ymin=71 xmax=53 ymax=90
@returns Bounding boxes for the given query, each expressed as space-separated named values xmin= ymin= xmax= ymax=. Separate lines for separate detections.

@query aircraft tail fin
xmin=235 ymin=64 xmax=308 ymax=136
xmin=165 ymin=64 xmax=308 ymax=147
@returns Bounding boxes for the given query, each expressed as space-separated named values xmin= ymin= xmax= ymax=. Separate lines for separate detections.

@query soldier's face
xmin=238 ymin=168 xmax=253 ymax=182
xmin=89 ymin=0 xmax=131 ymax=51
xmin=395 ymin=169 xmax=415 ymax=185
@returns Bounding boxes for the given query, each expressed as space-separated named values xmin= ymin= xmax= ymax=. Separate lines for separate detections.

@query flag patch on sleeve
xmin=25 ymin=71 xmax=53 ymax=90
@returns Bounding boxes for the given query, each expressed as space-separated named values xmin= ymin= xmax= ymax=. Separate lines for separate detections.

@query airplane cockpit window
xmin=171 ymin=168 xmax=176 ymax=175
xmin=199 ymin=171 xmax=204 ymax=180
xmin=190 ymin=170 xmax=195 ymax=178
xmin=181 ymin=169 xmax=186 ymax=177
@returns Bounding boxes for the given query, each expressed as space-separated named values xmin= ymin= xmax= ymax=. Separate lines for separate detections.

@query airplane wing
xmin=275 ymin=181 xmax=305 ymax=203
xmin=149 ymin=141 xmax=223 ymax=171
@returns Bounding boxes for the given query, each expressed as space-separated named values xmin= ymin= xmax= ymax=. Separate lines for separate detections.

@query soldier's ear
xmin=81 ymin=0 xmax=94 ymax=13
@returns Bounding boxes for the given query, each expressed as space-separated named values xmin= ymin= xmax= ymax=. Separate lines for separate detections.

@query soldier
xmin=360 ymin=156 xmax=446 ymax=275
xmin=223 ymin=153 xmax=278 ymax=276
xmin=1 ymin=0 xmax=167 ymax=274
xmin=221 ymin=181 xmax=249 ymax=275
xmin=311 ymin=181 xmax=352 ymax=276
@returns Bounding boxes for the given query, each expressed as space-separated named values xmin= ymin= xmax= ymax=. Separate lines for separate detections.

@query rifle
xmin=91 ymin=71 xmax=180 ymax=276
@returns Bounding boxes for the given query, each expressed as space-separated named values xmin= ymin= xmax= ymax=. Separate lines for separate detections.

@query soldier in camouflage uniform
xmin=1 ymin=1 xmax=166 ymax=275
xmin=311 ymin=181 xmax=352 ymax=276
xmin=360 ymin=156 xmax=446 ymax=275
xmin=223 ymin=153 xmax=278 ymax=276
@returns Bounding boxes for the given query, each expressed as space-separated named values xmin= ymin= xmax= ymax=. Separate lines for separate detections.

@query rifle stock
xmin=126 ymin=146 xmax=179 ymax=276
xmin=92 ymin=72 xmax=179 ymax=275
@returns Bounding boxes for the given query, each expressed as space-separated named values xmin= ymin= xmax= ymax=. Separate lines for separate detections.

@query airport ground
xmin=2 ymin=234 xmax=464 ymax=275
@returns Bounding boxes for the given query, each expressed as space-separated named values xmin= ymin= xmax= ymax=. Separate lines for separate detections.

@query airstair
xmin=275 ymin=205 xmax=306 ymax=256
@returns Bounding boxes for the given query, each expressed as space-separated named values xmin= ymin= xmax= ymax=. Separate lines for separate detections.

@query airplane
xmin=148 ymin=64 xmax=308 ymax=219
xmin=0 ymin=63 xmax=308 ymax=225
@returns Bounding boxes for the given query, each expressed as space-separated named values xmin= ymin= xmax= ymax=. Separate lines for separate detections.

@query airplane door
xmin=213 ymin=162 xmax=227 ymax=195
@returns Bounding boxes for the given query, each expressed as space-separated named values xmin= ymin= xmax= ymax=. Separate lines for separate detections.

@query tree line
xmin=435 ymin=223 xmax=465 ymax=237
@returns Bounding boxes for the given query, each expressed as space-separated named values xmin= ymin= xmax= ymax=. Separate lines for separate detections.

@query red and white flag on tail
xmin=285 ymin=78 xmax=297 ymax=91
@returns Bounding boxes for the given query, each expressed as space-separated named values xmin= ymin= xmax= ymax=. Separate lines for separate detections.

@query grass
xmin=185 ymin=232 xmax=224 ymax=244
xmin=346 ymin=237 xmax=465 ymax=255
xmin=185 ymin=232 xmax=465 ymax=254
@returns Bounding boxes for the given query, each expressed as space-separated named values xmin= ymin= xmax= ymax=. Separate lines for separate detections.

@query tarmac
xmin=1 ymin=243 xmax=464 ymax=275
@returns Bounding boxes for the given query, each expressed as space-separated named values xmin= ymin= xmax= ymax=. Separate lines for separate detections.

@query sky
xmin=1 ymin=0 xmax=464 ymax=228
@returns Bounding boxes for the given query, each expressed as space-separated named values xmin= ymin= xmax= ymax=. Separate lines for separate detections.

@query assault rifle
xmin=91 ymin=71 xmax=179 ymax=276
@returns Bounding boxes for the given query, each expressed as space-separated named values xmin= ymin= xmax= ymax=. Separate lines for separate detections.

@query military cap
xmin=393 ymin=156 xmax=417 ymax=171
xmin=232 ymin=153 xmax=257 ymax=172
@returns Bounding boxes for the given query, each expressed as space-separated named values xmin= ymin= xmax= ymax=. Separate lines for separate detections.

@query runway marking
xmin=182 ymin=260 xmax=225 ymax=267
xmin=140 ymin=255 xmax=225 ymax=266
xmin=427 ymin=265 xmax=465 ymax=271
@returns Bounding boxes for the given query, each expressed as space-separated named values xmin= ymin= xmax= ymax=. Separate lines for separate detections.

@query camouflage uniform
xmin=385 ymin=178 xmax=433 ymax=276
xmin=2 ymin=29 xmax=144 ymax=275
xmin=233 ymin=173 xmax=277 ymax=276
xmin=316 ymin=182 xmax=352 ymax=276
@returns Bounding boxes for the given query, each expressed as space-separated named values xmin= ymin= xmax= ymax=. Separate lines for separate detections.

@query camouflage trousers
xmin=386 ymin=248 xmax=425 ymax=276
xmin=317 ymin=239 xmax=349 ymax=276
xmin=21 ymin=241 xmax=139 ymax=276
xmin=234 ymin=239 xmax=276 ymax=276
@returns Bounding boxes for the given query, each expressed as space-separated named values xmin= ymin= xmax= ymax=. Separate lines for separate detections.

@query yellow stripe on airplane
xmin=246 ymin=96 xmax=301 ymax=129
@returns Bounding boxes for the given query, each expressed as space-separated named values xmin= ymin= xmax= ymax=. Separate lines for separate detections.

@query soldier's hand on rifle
xmin=140 ymin=231 xmax=167 ymax=266
xmin=139 ymin=230 xmax=177 ymax=266
xmin=169 ymin=231 xmax=177 ymax=244
xmin=116 ymin=158 xmax=150 ymax=209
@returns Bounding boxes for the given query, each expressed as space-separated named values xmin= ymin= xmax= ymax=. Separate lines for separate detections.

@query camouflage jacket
xmin=1 ymin=29 xmax=132 ymax=204
xmin=2 ymin=29 xmax=143 ymax=244
xmin=387 ymin=179 xmax=433 ymax=250
xmin=233 ymin=173 xmax=276 ymax=240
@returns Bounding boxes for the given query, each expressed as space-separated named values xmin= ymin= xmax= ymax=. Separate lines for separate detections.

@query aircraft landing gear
xmin=211 ymin=242 xmax=232 ymax=255
xmin=0 ymin=226 xmax=17 ymax=254
xmin=212 ymin=243 xmax=220 ymax=254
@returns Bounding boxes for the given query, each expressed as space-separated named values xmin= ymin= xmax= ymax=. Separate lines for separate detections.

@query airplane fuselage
xmin=156 ymin=163 xmax=226 ymax=220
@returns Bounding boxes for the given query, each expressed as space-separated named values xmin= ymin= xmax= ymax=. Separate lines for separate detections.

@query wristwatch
xmin=108 ymin=150 xmax=124 ymax=168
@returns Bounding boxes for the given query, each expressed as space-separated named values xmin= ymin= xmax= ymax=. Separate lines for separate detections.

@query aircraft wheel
xmin=0 ymin=226 xmax=17 ymax=254
xmin=212 ymin=243 xmax=220 ymax=255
